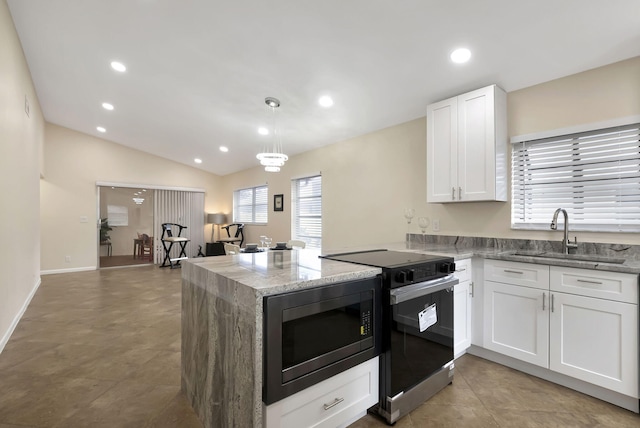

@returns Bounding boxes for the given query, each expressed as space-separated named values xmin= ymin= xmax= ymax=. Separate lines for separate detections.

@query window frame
xmin=291 ymin=174 xmax=322 ymax=249
xmin=511 ymin=118 xmax=640 ymax=233
xmin=233 ymin=185 xmax=268 ymax=225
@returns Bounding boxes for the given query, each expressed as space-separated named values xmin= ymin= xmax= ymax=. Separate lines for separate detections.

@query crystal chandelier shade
xmin=256 ymin=97 xmax=288 ymax=172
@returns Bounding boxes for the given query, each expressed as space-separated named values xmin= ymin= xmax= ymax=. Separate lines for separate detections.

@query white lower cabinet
xmin=482 ymin=259 xmax=639 ymax=399
xmin=483 ymin=280 xmax=549 ymax=367
xmin=263 ymin=357 xmax=379 ymax=428
xmin=453 ymin=259 xmax=472 ymax=357
xmin=549 ymin=291 xmax=638 ymax=397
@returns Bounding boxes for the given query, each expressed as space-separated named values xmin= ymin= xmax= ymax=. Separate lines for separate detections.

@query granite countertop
xmin=367 ymin=241 xmax=640 ymax=275
xmin=188 ymin=248 xmax=381 ymax=296
xmin=188 ymin=240 xmax=640 ymax=294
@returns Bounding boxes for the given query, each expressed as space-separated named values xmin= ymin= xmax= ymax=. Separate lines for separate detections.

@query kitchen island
xmin=181 ymin=249 xmax=380 ymax=428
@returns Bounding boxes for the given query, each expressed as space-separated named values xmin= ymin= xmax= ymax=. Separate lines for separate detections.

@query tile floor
xmin=1 ymin=266 xmax=638 ymax=427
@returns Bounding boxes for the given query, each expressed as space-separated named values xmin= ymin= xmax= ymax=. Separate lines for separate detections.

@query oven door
xmin=386 ymin=275 xmax=458 ymax=398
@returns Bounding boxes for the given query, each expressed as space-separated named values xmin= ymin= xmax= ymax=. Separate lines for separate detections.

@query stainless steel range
xmin=321 ymin=249 xmax=457 ymax=424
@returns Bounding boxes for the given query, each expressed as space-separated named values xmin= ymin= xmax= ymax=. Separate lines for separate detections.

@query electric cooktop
xmin=321 ymin=249 xmax=451 ymax=269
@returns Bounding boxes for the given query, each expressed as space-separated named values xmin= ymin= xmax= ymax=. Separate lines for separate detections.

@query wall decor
xmin=274 ymin=194 xmax=284 ymax=211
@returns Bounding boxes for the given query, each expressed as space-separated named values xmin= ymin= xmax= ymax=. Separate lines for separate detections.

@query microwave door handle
xmin=389 ymin=276 xmax=459 ymax=305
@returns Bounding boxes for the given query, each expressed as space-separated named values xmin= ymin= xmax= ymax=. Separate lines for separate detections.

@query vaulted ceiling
xmin=8 ymin=0 xmax=640 ymax=175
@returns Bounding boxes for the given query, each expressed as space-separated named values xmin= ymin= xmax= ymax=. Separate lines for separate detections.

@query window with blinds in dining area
xmin=233 ymin=185 xmax=268 ymax=224
xmin=511 ymin=122 xmax=640 ymax=232
xmin=291 ymin=175 xmax=322 ymax=249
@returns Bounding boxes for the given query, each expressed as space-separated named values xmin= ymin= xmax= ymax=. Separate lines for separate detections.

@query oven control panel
xmin=388 ymin=261 xmax=455 ymax=287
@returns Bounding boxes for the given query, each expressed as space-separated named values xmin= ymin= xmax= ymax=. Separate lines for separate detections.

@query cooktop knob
xmin=439 ymin=262 xmax=455 ymax=274
xmin=395 ymin=270 xmax=407 ymax=284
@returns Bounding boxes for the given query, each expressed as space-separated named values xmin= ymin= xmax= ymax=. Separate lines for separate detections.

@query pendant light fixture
xmin=256 ymin=97 xmax=288 ymax=172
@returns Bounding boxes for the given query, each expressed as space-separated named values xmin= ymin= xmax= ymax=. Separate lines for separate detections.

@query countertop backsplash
xmin=406 ymin=233 xmax=640 ymax=262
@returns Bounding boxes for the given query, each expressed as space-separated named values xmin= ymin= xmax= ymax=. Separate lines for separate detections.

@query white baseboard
xmin=40 ymin=266 xmax=96 ymax=275
xmin=0 ymin=276 xmax=41 ymax=354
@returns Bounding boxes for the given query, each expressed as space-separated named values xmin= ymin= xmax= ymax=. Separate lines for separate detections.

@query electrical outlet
xmin=65 ymin=255 xmax=71 ymax=263
xmin=80 ymin=216 xmax=88 ymax=223
xmin=433 ymin=219 xmax=440 ymax=232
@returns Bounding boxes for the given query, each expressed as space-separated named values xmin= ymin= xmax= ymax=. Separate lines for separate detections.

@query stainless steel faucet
xmin=550 ymin=208 xmax=578 ymax=254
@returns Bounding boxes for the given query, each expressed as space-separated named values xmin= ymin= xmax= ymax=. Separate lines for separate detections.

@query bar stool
xmin=160 ymin=223 xmax=189 ymax=269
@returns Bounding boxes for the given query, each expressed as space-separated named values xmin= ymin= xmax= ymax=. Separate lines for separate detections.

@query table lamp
xmin=207 ymin=213 xmax=227 ymax=242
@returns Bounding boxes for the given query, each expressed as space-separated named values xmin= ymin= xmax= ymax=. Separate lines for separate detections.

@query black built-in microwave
xmin=263 ymin=276 xmax=382 ymax=404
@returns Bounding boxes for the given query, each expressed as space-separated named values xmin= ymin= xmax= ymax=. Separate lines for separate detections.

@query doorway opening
xmin=98 ymin=186 xmax=155 ymax=268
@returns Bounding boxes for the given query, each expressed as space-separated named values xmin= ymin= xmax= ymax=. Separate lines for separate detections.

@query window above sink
xmin=511 ymin=118 xmax=640 ymax=233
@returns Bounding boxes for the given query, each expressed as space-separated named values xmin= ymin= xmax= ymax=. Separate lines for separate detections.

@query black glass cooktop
xmin=321 ymin=249 xmax=450 ymax=269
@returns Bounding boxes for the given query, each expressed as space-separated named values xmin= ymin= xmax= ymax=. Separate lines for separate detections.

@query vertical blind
xmin=291 ymin=175 xmax=322 ymax=249
xmin=511 ymin=123 xmax=640 ymax=232
xmin=154 ymin=189 xmax=205 ymax=263
xmin=233 ymin=185 xmax=268 ymax=224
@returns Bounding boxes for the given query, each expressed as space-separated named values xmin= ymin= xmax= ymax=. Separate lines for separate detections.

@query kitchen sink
xmin=510 ymin=251 xmax=626 ymax=265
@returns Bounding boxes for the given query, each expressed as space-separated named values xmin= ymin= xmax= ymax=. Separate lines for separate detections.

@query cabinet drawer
xmin=550 ymin=266 xmax=638 ymax=304
xmin=454 ymin=258 xmax=472 ymax=283
xmin=264 ymin=357 xmax=379 ymax=428
xmin=484 ymin=259 xmax=549 ymax=290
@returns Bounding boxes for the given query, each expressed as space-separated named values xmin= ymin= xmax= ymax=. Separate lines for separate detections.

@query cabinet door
xmin=549 ymin=293 xmax=638 ymax=397
xmin=454 ymin=281 xmax=472 ymax=357
xmin=483 ymin=281 xmax=549 ymax=367
xmin=426 ymin=97 xmax=458 ymax=202
xmin=457 ymin=86 xmax=495 ymax=201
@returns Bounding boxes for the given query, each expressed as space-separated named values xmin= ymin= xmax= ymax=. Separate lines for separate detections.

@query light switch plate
xmin=80 ymin=216 xmax=88 ymax=223
xmin=433 ymin=219 xmax=440 ymax=231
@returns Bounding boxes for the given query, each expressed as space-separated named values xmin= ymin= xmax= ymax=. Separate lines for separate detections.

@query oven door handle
xmin=389 ymin=275 xmax=459 ymax=305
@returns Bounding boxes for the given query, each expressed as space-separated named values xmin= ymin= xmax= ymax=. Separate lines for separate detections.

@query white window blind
xmin=511 ymin=123 xmax=640 ymax=232
xmin=153 ymin=189 xmax=205 ymax=262
xmin=291 ymin=175 xmax=322 ymax=249
xmin=233 ymin=185 xmax=268 ymax=224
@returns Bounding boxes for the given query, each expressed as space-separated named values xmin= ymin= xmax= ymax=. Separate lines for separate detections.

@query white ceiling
xmin=8 ymin=0 xmax=640 ymax=176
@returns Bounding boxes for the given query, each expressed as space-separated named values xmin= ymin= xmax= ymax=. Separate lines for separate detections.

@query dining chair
xmin=140 ymin=233 xmax=153 ymax=261
xmin=224 ymin=243 xmax=240 ymax=255
xmin=160 ymin=223 xmax=189 ymax=268
xmin=218 ymin=223 xmax=245 ymax=247
xmin=287 ymin=239 xmax=306 ymax=249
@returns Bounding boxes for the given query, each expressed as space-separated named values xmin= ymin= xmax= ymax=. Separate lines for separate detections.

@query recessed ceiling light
xmin=318 ymin=95 xmax=334 ymax=108
xmin=450 ymin=48 xmax=471 ymax=64
xmin=102 ymin=102 xmax=114 ymax=111
xmin=219 ymin=146 xmax=229 ymax=152
xmin=258 ymin=127 xmax=269 ymax=135
xmin=110 ymin=61 xmax=126 ymax=72
xmin=96 ymin=126 xmax=106 ymax=133
xmin=194 ymin=158 xmax=203 ymax=164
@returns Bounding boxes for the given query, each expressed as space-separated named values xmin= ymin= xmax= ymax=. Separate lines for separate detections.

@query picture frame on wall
xmin=274 ymin=194 xmax=284 ymax=211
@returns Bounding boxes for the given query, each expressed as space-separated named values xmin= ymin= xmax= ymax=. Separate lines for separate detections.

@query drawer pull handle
xmin=455 ymin=268 xmax=466 ymax=272
xmin=323 ymin=397 xmax=344 ymax=410
xmin=469 ymin=282 xmax=474 ymax=297
xmin=504 ymin=269 xmax=524 ymax=274
xmin=577 ymin=279 xmax=603 ymax=285
xmin=551 ymin=294 xmax=555 ymax=313
xmin=542 ymin=292 xmax=546 ymax=311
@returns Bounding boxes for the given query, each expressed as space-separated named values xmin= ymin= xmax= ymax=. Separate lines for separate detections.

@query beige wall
xmin=0 ymin=0 xmax=45 ymax=349
xmin=221 ymin=118 xmax=424 ymax=250
xmin=223 ymin=56 xmax=640 ymax=249
xmin=41 ymin=123 xmax=224 ymax=272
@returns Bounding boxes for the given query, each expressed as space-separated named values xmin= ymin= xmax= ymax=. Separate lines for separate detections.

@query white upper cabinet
xmin=427 ymin=84 xmax=507 ymax=203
